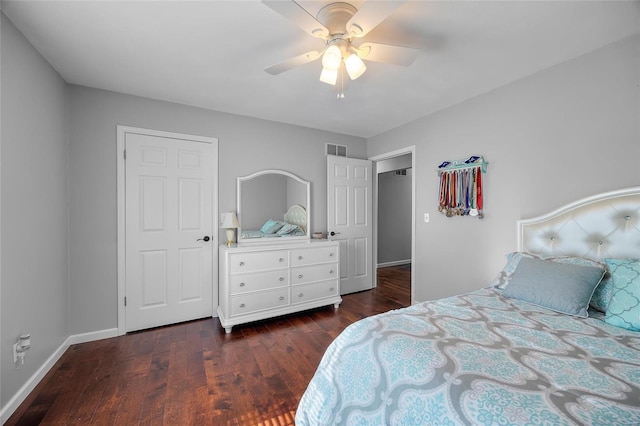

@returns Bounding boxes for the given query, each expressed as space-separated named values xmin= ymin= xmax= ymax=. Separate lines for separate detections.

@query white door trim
xmin=369 ymin=146 xmax=416 ymax=305
xmin=116 ymin=125 xmax=219 ymax=335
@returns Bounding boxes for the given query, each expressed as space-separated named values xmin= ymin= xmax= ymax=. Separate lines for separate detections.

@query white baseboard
xmin=377 ymin=259 xmax=411 ymax=269
xmin=0 ymin=327 xmax=118 ymax=424
xmin=68 ymin=327 xmax=118 ymax=345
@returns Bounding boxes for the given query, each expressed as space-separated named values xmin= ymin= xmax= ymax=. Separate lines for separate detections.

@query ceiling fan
xmin=262 ymin=0 xmax=419 ymax=89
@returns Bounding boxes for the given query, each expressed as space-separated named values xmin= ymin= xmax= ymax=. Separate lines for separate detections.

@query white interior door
xmin=124 ymin=132 xmax=215 ymax=332
xmin=327 ymin=155 xmax=373 ymax=294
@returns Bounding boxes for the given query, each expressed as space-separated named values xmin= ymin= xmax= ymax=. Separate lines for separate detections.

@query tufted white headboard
xmin=284 ymin=204 xmax=307 ymax=233
xmin=518 ymin=187 xmax=640 ymax=261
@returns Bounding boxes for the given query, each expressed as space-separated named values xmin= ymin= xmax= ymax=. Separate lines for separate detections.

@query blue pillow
xmin=503 ymin=257 xmax=605 ymax=318
xmin=590 ymin=272 xmax=615 ymax=313
xmin=490 ymin=252 xmax=605 ymax=291
xmin=490 ymin=252 xmax=539 ymax=289
xmin=260 ymin=219 xmax=284 ymax=234
xmin=604 ymin=259 xmax=640 ymax=331
xmin=591 ymin=258 xmax=638 ymax=313
xmin=276 ymin=223 xmax=300 ymax=235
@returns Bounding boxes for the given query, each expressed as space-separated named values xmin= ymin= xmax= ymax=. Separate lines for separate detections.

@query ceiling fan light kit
xmin=320 ymin=67 xmax=338 ymax=85
xmin=263 ymin=0 xmax=418 ymax=94
xmin=322 ymin=44 xmax=342 ymax=71
xmin=319 ymin=39 xmax=365 ymax=86
xmin=344 ymin=53 xmax=366 ymax=80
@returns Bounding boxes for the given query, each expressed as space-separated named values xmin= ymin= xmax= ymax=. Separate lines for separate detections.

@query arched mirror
xmin=237 ymin=170 xmax=310 ymax=244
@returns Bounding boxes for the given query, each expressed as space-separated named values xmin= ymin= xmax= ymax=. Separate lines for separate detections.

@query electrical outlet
xmin=424 ymin=213 xmax=430 ymax=223
xmin=13 ymin=334 xmax=31 ymax=366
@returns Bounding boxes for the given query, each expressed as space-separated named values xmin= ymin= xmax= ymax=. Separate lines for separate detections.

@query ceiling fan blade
xmin=262 ymin=0 xmax=329 ymax=39
xmin=347 ymin=0 xmax=406 ymax=38
xmin=265 ymin=51 xmax=323 ymax=75
xmin=356 ymin=42 xmax=418 ymax=66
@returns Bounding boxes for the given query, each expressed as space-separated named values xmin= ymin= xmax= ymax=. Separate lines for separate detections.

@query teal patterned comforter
xmin=296 ymin=288 xmax=640 ymax=425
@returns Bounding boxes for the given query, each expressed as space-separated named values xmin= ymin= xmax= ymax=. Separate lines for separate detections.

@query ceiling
xmin=2 ymin=1 xmax=639 ymax=138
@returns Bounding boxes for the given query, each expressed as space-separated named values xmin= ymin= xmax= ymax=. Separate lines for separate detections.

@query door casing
xmin=369 ymin=146 xmax=415 ymax=304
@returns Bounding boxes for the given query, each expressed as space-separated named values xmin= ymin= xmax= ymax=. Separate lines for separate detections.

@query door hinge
xmin=124 ymin=296 xmax=127 ymax=306
xmin=123 ymin=149 xmax=126 ymax=160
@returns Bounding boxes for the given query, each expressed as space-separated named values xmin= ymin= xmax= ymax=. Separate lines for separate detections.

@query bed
xmin=240 ymin=204 xmax=307 ymax=239
xmin=296 ymin=187 xmax=640 ymax=425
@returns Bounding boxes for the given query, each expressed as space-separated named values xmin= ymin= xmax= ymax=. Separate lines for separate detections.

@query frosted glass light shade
xmin=319 ymin=67 xmax=338 ymax=85
xmin=345 ymin=54 xmax=366 ymax=80
xmin=321 ymin=45 xmax=342 ymax=71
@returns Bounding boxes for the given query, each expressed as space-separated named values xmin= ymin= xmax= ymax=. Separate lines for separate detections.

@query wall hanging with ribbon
xmin=437 ymin=156 xmax=488 ymax=218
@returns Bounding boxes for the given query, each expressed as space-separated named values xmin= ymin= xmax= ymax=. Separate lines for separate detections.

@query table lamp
xmin=220 ymin=212 xmax=240 ymax=246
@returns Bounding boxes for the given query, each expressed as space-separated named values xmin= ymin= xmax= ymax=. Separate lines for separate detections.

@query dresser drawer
xmin=219 ymin=241 xmax=340 ymax=333
xmin=230 ymin=270 xmax=289 ymax=295
xmin=229 ymin=250 xmax=289 ymax=274
xmin=230 ymin=288 xmax=290 ymax=317
xmin=291 ymin=246 xmax=338 ymax=266
xmin=291 ymin=280 xmax=339 ymax=305
xmin=291 ymin=263 xmax=338 ymax=285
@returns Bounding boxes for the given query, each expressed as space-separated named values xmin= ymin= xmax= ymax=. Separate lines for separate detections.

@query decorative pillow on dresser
xmin=260 ymin=219 xmax=284 ymax=234
xmin=604 ymin=258 xmax=640 ymax=331
xmin=276 ymin=223 xmax=301 ymax=235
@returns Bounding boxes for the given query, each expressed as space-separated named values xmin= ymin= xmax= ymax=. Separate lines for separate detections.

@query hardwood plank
xmin=137 ymin=349 xmax=169 ymax=423
xmin=6 ymin=265 xmax=410 ymax=425
xmin=162 ymin=332 xmax=188 ymax=425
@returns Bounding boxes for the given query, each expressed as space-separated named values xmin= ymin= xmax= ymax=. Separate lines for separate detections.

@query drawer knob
xmin=329 ymin=270 xmax=334 ymax=274
xmin=330 ymin=252 xmax=334 ymax=257
xmin=239 ymin=303 xmax=245 ymax=308
xmin=279 ymin=277 xmax=284 ymax=281
xmin=330 ymin=287 xmax=335 ymax=292
xmin=279 ymin=296 xmax=285 ymax=301
xmin=239 ymin=282 xmax=245 ymax=287
xmin=279 ymin=258 xmax=284 ymax=262
xmin=298 ymin=293 xmax=303 ymax=298
xmin=298 ymin=256 xmax=303 ymax=260
xmin=239 ymin=261 xmax=245 ymax=266
xmin=298 ymin=274 xmax=303 ymax=279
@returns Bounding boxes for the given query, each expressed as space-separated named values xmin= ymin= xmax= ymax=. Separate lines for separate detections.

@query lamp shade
xmin=345 ymin=53 xmax=366 ymax=80
xmin=220 ymin=212 xmax=239 ymax=228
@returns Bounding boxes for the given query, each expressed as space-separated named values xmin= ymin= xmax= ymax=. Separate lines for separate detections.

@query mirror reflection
xmin=237 ymin=170 xmax=310 ymax=244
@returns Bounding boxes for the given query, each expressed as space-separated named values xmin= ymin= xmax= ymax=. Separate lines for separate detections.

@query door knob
xmin=197 ymin=236 xmax=210 ymax=242
xmin=330 ymin=231 xmax=340 ymax=236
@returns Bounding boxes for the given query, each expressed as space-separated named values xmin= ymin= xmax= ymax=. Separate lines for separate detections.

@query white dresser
xmin=217 ymin=240 xmax=341 ymax=333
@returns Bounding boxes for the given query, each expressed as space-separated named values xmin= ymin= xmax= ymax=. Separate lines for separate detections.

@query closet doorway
xmin=370 ymin=147 xmax=415 ymax=304
xmin=116 ymin=126 xmax=219 ymax=334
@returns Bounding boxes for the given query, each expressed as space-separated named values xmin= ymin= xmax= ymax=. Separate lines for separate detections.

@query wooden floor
xmin=6 ymin=265 xmax=411 ymax=425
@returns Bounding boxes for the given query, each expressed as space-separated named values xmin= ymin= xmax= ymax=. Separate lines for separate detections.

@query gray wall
xmin=1 ymin=13 xmax=69 ymax=407
xmin=377 ymin=169 xmax=412 ymax=265
xmin=67 ymin=85 xmax=367 ymax=335
xmin=376 ymin=154 xmax=412 ymax=174
xmin=368 ymin=34 xmax=640 ymax=303
xmin=2 ymin=5 xmax=638 ymax=415
xmin=1 ymin=12 xmax=366 ymax=409
xmin=240 ymin=174 xmax=288 ymax=230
